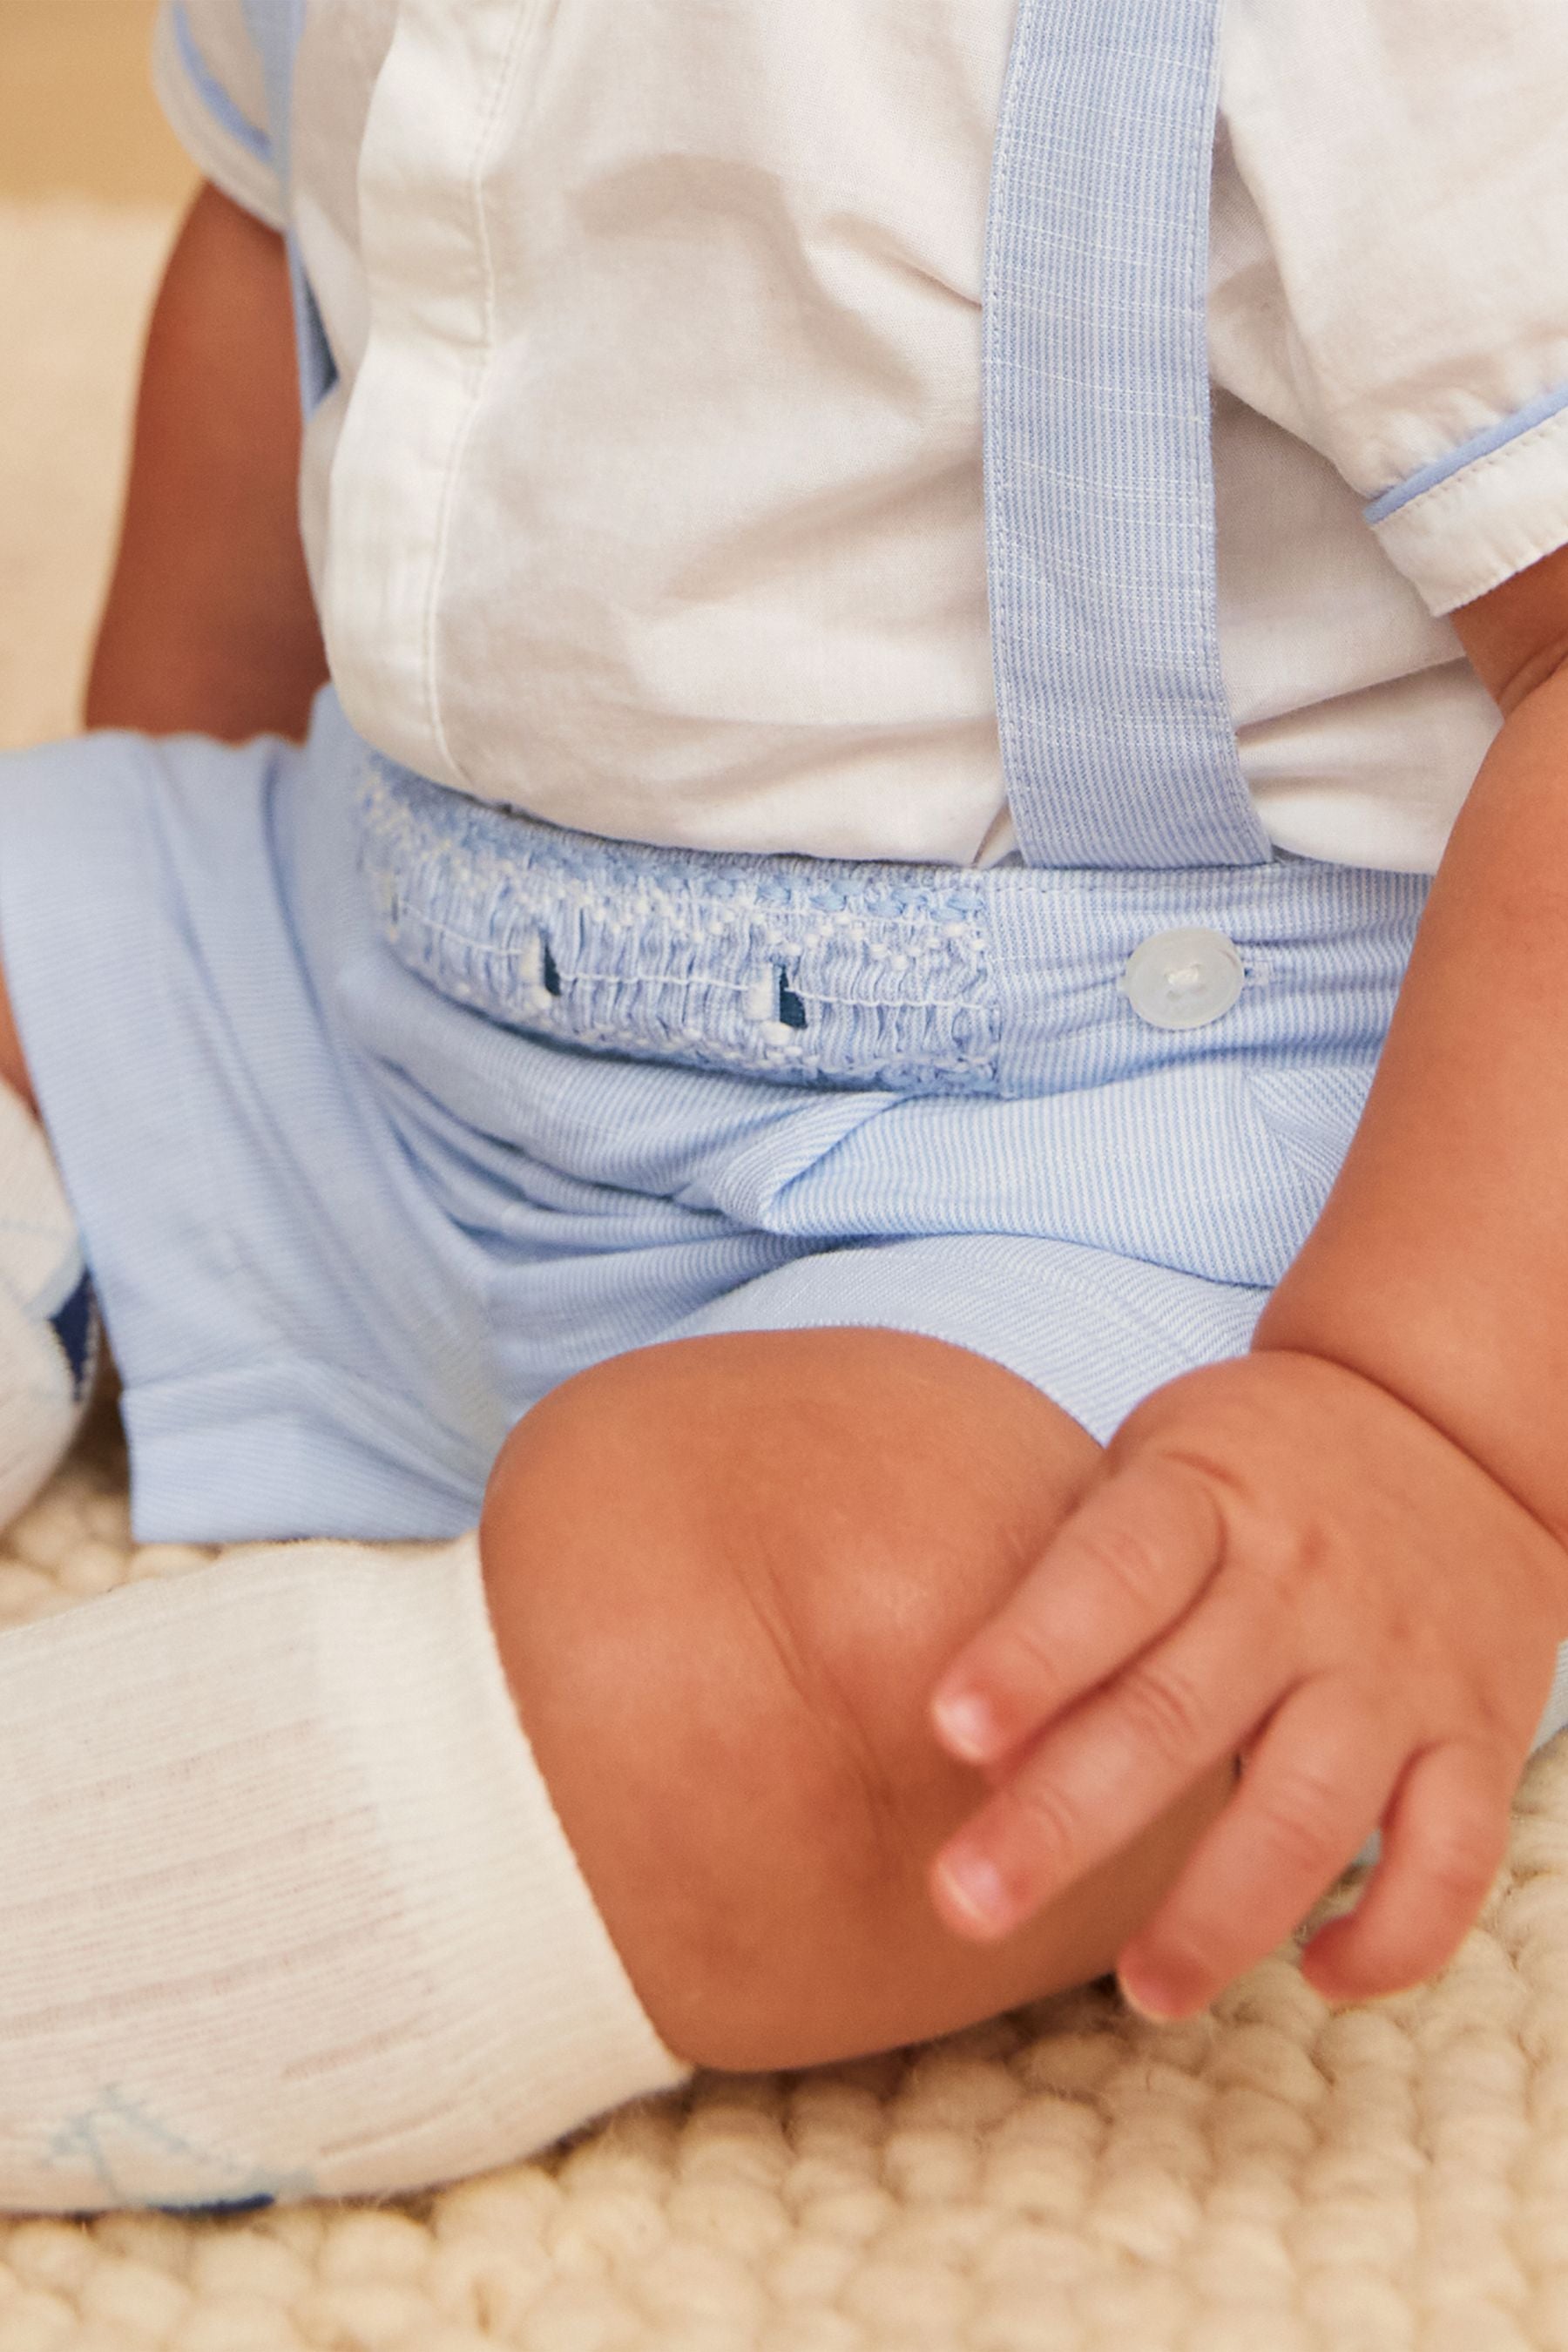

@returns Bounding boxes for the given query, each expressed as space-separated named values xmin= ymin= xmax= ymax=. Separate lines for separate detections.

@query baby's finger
xmin=931 ymin=1574 xmax=1281 ymax=1942
xmin=1297 ymin=1737 xmax=1516 ymax=2005
xmin=931 ymin=1450 xmax=1223 ymax=1767
xmin=1112 ymin=1675 xmax=1402 ymax=2020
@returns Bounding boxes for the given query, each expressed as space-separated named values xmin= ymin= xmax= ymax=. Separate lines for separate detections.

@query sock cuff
xmin=436 ymin=1530 xmax=697 ymax=2107
xmin=0 ymin=1531 xmax=691 ymax=2207
xmin=284 ymin=1531 xmax=695 ymax=2177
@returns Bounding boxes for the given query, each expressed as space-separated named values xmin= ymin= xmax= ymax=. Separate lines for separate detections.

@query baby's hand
xmin=928 ymin=1351 xmax=1568 ymax=2018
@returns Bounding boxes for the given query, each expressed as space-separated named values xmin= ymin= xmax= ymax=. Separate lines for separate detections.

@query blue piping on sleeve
xmin=1365 ymin=381 xmax=1568 ymax=525
xmin=170 ymin=1 xmax=274 ymax=167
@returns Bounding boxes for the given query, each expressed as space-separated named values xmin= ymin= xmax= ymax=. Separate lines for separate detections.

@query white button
xmin=1119 ymin=927 xmax=1245 ymax=1031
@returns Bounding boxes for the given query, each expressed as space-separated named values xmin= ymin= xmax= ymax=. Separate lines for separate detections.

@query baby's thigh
xmin=479 ymin=1327 xmax=1233 ymax=2072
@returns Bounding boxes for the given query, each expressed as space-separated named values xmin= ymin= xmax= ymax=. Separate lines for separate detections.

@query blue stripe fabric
xmin=984 ymin=0 xmax=1271 ymax=868
xmin=0 ymin=703 xmax=1421 ymax=1538
xmin=5 ymin=707 xmax=1568 ymax=1782
xmin=363 ymin=758 xmax=1422 ymax=1107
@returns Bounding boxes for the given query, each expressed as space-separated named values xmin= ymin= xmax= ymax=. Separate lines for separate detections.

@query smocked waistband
xmin=357 ymin=759 xmax=1430 ymax=1098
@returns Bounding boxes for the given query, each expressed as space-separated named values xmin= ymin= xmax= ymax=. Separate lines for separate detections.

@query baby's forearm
xmin=1256 ymin=648 xmax=1568 ymax=1543
xmin=85 ymin=183 xmax=328 ymax=743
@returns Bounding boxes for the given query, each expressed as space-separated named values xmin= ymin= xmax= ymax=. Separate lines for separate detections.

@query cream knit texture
xmin=9 ymin=193 xmax=1568 ymax=2352
xmin=0 ymin=1525 xmax=687 ymax=2215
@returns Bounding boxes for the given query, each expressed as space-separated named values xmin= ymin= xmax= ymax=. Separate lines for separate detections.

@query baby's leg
xmin=481 ymin=1327 xmax=1234 ymax=2073
xmin=0 ymin=1324 xmax=1229 ymax=2214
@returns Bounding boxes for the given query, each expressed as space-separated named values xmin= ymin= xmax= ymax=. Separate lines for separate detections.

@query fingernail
xmin=932 ymin=1686 xmax=1004 ymax=1763
xmin=935 ymin=1848 xmax=1014 ymax=1937
xmin=1117 ymin=1971 xmax=1180 ymax=2024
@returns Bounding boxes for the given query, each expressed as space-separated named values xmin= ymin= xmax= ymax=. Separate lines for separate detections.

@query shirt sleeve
xmin=1221 ymin=0 xmax=1568 ymax=615
xmin=151 ymin=0 xmax=286 ymax=232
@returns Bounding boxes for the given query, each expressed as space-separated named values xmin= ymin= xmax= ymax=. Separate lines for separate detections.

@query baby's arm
xmin=1257 ymin=553 xmax=1568 ymax=1549
xmin=927 ymin=548 xmax=1568 ymax=2017
xmin=85 ymin=182 xmax=327 ymax=741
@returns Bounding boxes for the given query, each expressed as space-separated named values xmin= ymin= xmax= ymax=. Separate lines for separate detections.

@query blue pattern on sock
xmin=47 ymin=1271 xmax=96 ymax=1402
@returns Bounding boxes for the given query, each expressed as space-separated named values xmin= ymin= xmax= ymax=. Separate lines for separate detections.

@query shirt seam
xmin=1364 ymin=384 xmax=1568 ymax=527
xmin=420 ymin=1 xmax=546 ymax=793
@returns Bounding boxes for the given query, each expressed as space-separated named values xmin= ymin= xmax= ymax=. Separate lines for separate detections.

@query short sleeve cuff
xmin=152 ymin=1 xmax=286 ymax=232
xmin=1365 ymin=388 xmax=1568 ymax=616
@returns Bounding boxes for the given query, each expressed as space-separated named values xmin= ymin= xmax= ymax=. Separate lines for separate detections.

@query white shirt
xmin=155 ymin=0 xmax=1568 ymax=873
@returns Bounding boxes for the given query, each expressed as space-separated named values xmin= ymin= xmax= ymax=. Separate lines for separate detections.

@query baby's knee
xmin=477 ymin=1330 xmax=1220 ymax=2071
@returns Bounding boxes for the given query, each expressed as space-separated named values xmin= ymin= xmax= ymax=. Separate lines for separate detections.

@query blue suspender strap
xmin=239 ymin=0 xmax=338 ymax=421
xmin=983 ymin=0 xmax=1272 ymax=870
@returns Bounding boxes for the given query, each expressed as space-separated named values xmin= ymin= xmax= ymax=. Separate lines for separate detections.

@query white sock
xmin=0 ymin=1532 xmax=690 ymax=2213
xmin=0 ymin=1082 xmax=97 ymax=1529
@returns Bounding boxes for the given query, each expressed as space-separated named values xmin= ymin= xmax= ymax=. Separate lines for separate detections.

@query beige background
xmin=0 ymin=0 xmax=190 ymax=746
xmin=1 ymin=0 xmax=195 ymax=203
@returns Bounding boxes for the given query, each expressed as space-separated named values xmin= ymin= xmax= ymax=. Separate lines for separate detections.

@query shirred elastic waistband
xmin=357 ymin=758 xmax=1431 ymax=1098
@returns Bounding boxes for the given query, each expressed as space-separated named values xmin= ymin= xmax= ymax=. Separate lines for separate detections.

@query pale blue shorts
xmin=0 ymin=690 xmax=1428 ymax=1546
xmin=6 ymin=693 xmax=1566 ymax=1825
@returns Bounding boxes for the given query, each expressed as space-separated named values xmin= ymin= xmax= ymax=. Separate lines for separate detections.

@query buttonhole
xmin=776 ymin=966 xmax=808 ymax=1030
xmin=155 ymin=2195 xmax=276 ymax=2218
xmin=541 ymin=942 xmax=563 ymax=997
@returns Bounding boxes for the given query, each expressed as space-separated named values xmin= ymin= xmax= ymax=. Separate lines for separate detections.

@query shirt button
xmin=1119 ymin=927 xmax=1246 ymax=1030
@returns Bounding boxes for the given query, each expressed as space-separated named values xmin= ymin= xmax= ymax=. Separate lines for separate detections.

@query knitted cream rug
xmin=3 ymin=197 xmax=1568 ymax=2352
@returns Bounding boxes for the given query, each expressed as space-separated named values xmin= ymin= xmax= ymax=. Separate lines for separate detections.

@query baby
xmin=0 ymin=0 xmax=1565 ymax=2216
